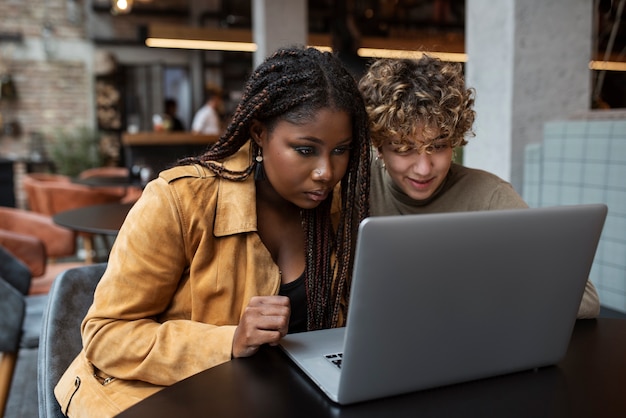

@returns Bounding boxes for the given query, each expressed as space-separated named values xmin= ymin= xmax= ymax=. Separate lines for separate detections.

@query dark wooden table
xmin=52 ymin=202 xmax=134 ymax=236
xmin=117 ymin=318 xmax=626 ymax=418
xmin=53 ymin=202 xmax=133 ymax=263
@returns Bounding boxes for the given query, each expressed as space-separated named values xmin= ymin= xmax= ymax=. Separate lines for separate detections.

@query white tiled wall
xmin=523 ymin=112 xmax=626 ymax=313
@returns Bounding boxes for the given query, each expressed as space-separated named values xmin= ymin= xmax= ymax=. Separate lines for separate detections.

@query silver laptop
xmin=279 ymin=204 xmax=607 ymax=405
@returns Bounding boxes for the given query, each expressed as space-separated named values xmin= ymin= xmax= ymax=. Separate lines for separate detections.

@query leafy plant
xmin=47 ymin=126 xmax=105 ymax=177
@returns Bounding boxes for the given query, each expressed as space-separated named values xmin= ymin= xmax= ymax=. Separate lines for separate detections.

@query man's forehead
xmin=390 ymin=126 xmax=444 ymax=143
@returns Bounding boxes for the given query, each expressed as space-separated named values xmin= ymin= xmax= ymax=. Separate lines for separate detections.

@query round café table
xmin=53 ymin=202 xmax=134 ymax=262
xmin=116 ymin=318 xmax=626 ymax=418
xmin=52 ymin=202 xmax=134 ymax=236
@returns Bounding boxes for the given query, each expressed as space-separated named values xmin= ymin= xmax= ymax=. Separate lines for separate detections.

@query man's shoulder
xmin=450 ymin=163 xmax=510 ymax=186
xmin=448 ymin=164 xmax=527 ymax=209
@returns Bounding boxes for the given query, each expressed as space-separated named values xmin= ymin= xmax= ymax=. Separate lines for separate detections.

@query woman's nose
xmin=313 ymin=161 xmax=332 ymax=181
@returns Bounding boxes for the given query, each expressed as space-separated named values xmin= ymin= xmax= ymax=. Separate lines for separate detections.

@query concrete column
xmin=252 ymin=0 xmax=307 ymax=68
xmin=465 ymin=0 xmax=593 ymax=193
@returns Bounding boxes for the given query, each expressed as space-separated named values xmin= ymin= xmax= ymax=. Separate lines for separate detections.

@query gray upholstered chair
xmin=37 ymin=263 xmax=107 ymax=418
xmin=0 ymin=277 xmax=25 ymax=418
xmin=0 ymin=246 xmax=48 ymax=417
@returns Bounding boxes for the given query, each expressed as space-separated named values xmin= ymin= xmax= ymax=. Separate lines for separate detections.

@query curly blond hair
xmin=358 ymin=55 xmax=476 ymax=150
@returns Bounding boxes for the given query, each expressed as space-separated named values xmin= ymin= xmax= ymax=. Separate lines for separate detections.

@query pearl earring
xmin=254 ymin=149 xmax=266 ymax=180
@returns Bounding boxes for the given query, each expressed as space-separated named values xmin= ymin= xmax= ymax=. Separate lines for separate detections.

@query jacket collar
xmin=213 ymin=145 xmax=258 ymax=237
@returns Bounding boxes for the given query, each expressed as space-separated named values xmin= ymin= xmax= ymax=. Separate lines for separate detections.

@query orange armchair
xmin=21 ymin=173 xmax=125 ymax=216
xmin=21 ymin=173 xmax=127 ymax=263
xmin=20 ymin=173 xmax=71 ymax=215
xmin=0 ymin=207 xmax=85 ymax=295
xmin=78 ymin=166 xmax=142 ymax=204
xmin=0 ymin=207 xmax=76 ymax=260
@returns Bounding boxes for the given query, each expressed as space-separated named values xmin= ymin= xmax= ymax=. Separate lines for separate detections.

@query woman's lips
xmin=305 ymin=189 xmax=329 ymax=202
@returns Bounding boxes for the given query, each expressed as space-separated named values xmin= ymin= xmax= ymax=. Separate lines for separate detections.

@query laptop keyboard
xmin=325 ymin=352 xmax=343 ymax=369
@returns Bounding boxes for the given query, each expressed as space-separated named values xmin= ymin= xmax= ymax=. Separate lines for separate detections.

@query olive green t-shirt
xmin=370 ymin=158 xmax=528 ymax=216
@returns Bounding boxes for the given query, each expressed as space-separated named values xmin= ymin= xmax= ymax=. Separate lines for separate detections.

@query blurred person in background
xmin=191 ymin=84 xmax=224 ymax=135
xmin=164 ymin=98 xmax=185 ymax=131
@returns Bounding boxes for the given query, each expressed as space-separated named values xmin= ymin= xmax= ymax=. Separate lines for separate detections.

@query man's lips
xmin=407 ymin=177 xmax=434 ymax=190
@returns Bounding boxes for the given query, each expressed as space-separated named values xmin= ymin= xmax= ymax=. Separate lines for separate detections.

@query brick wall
xmin=0 ymin=0 xmax=91 ymax=158
xmin=13 ymin=60 xmax=90 ymax=132
xmin=0 ymin=0 xmax=85 ymax=38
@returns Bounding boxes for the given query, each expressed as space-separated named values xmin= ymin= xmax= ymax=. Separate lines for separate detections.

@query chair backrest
xmin=0 ymin=206 xmax=77 ymax=260
xmin=0 ymin=231 xmax=47 ymax=283
xmin=37 ymin=263 xmax=107 ymax=418
xmin=78 ymin=166 xmax=140 ymax=202
xmin=78 ymin=166 xmax=129 ymax=179
xmin=21 ymin=173 xmax=70 ymax=214
xmin=0 ymin=246 xmax=32 ymax=416
xmin=0 ymin=246 xmax=32 ymax=295
xmin=22 ymin=174 xmax=124 ymax=216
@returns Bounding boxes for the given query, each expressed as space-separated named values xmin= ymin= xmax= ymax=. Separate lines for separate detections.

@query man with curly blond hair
xmin=358 ymin=54 xmax=600 ymax=318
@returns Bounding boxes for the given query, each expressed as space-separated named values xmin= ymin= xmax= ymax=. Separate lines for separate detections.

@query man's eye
xmin=431 ymin=142 xmax=450 ymax=152
xmin=391 ymin=144 xmax=414 ymax=154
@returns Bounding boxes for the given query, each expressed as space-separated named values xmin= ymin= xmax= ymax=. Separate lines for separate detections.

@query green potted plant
xmin=47 ymin=126 xmax=105 ymax=177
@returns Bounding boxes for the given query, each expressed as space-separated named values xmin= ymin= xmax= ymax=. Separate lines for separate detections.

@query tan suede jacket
xmin=55 ymin=149 xmax=291 ymax=416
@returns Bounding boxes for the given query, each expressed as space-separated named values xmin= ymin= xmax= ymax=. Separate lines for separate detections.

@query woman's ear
xmin=249 ymin=119 xmax=266 ymax=147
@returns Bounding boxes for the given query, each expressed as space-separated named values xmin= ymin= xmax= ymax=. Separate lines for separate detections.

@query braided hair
xmin=179 ymin=46 xmax=370 ymax=330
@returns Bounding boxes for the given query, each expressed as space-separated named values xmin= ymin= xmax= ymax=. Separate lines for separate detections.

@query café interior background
xmin=0 ymin=0 xmax=625 ymax=312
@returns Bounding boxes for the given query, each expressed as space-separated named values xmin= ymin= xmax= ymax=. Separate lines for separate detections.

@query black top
xmin=279 ymin=272 xmax=307 ymax=333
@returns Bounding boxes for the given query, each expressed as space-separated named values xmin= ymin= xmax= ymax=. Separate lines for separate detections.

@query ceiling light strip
xmin=357 ymin=48 xmax=467 ymax=62
xmin=146 ymin=38 xmax=257 ymax=52
xmin=589 ymin=60 xmax=626 ymax=71
xmin=144 ymin=36 xmax=626 ymax=71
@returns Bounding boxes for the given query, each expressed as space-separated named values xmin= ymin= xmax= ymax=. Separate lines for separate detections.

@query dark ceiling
xmin=219 ymin=0 xmax=624 ymax=58
xmin=219 ymin=0 xmax=465 ymax=36
xmin=219 ymin=0 xmax=626 ymax=109
xmin=99 ymin=0 xmax=626 ymax=108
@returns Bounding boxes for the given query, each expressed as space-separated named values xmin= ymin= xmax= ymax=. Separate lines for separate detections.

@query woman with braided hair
xmin=55 ymin=46 xmax=370 ymax=417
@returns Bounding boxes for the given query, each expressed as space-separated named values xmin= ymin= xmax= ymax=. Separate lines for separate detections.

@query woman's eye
xmin=294 ymin=146 xmax=315 ymax=156
xmin=333 ymin=145 xmax=351 ymax=155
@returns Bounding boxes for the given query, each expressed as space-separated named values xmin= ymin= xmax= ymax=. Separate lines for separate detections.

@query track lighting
xmin=111 ymin=0 xmax=133 ymax=15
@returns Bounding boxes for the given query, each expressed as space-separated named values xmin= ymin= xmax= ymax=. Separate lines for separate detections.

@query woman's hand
xmin=232 ymin=295 xmax=290 ymax=358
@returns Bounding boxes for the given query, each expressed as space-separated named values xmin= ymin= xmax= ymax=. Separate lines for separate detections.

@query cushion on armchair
xmin=0 ymin=211 xmax=86 ymax=295
xmin=0 ymin=246 xmax=46 ymax=349
xmin=0 ymin=246 xmax=33 ymax=295
xmin=0 ymin=206 xmax=76 ymax=259
xmin=0 ymin=230 xmax=47 ymax=278
xmin=0 ymin=278 xmax=26 ymax=352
